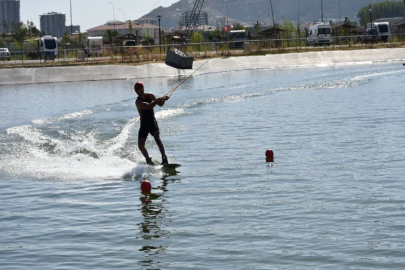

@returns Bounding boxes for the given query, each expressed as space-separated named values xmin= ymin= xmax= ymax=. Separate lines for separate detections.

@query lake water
xmin=1 ymin=61 xmax=405 ymax=269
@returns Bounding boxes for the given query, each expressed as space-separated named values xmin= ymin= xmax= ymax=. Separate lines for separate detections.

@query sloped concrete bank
xmin=0 ymin=48 xmax=404 ymax=86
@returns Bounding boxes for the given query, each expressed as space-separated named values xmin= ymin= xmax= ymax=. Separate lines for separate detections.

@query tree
xmin=31 ymin=26 xmax=40 ymax=37
xmin=2 ymin=20 xmax=8 ymax=37
xmin=343 ymin=17 xmax=351 ymax=26
xmin=281 ymin=18 xmax=295 ymax=40
xmin=77 ymin=32 xmax=86 ymax=48
xmin=211 ymin=28 xmax=222 ymax=40
xmin=233 ymin=22 xmax=245 ymax=30
xmin=357 ymin=2 xmax=404 ymax=25
xmin=143 ymin=28 xmax=155 ymax=45
xmin=129 ymin=21 xmax=133 ymax=34
xmin=12 ymin=22 xmax=27 ymax=52
xmin=25 ymin=20 xmax=39 ymax=38
xmin=190 ymin=31 xmax=203 ymax=43
xmin=61 ymin=31 xmax=71 ymax=48
xmin=221 ymin=17 xmax=227 ymax=37
xmin=104 ymin=29 xmax=119 ymax=46
xmin=11 ymin=22 xmax=15 ymax=36
xmin=254 ymin=21 xmax=262 ymax=33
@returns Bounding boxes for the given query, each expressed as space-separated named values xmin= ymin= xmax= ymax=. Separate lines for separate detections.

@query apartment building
xmin=0 ymin=0 xmax=20 ymax=33
xmin=40 ymin=12 xmax=66 ymax=38
xmin=181 ymin=11 xmax=208 ymax=27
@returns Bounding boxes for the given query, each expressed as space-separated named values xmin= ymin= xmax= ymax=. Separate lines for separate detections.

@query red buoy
xmin=265 ymin=149 xmax=274 ymax=157
xmin=141 ymin=180 xmax=152 ymax=192
xmin=265 ymin=149 xmax=274 ymax=162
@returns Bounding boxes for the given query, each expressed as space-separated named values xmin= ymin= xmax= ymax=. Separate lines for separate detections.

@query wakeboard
xmin=152 ymin=162 xmax=181 ymax=170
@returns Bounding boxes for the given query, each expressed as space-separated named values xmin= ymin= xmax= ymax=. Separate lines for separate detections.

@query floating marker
xmin=265 ymin=149 xmax=274 ymax=162
xmin=141 ymin=180 xmax=152 ymax=193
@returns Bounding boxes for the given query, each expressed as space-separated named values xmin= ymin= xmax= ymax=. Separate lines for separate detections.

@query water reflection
xmin=137 ymin=174 xmax=180 ymax=268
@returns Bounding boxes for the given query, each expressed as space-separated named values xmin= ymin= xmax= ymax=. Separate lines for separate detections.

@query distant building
xmin=181 ymin=11 xmax=208 ymax=27
xmin=0 ymin=0 xmax=20 ymax=33
xmin=86 ymin=21 xmax=159 ymax=39
xmin=65 ymin=25 xmax=80 ymax=35
xmin=40 ymin=12 xmax=66 ymax=38
xmin=134 ymin=17 xmax=158 ymax=26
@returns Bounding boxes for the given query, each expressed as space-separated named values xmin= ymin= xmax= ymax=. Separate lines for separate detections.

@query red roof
xmin=87 ymin=21 xmax=158 ymax=32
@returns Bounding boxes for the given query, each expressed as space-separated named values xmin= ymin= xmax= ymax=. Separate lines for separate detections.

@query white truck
xmin=306 ymin=23 xmax=334 ymax=46
xmin=85 ymin=37 xmax=104 ymax=56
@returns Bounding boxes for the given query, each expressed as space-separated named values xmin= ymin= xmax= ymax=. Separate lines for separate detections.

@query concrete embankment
xmin=0 ymin=48 xmax=404 ymax=86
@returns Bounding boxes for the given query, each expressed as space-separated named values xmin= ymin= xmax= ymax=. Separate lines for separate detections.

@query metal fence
xmin=1 ymin=34 xmax=404 ymax=66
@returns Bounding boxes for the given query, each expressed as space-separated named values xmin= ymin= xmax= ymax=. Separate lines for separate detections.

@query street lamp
xmin=109 ymin=2 xmax=115 ymax=31
xmin=157 ymin=15 xmax=161 ymax=53
xmin=369 ymin=9 xmax=373 ymax=31
xmin=119 ymin=9 xmax=125 ymax=22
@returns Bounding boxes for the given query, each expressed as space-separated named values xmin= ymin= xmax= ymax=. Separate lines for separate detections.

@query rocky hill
xmin=142 ymin=0 xmax=403 ymax=28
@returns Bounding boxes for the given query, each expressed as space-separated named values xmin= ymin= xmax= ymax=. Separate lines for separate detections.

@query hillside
xmin=142 ymin=0 xmax=403 ymax=28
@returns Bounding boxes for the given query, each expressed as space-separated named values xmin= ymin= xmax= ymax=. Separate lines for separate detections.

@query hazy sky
xmin=20 ymin=0 xmax=179 ymax=31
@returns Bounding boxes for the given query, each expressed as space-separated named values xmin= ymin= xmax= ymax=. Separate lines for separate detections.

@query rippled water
xmin=1 ymin=62 xmax=405 ymax=269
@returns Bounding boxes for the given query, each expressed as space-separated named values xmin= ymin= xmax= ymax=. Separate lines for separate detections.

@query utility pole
xmin=225 ymin=0 xmax=229 ymax=40
xmin=339 ymin=0 xmax=341 ymax=22
xmin=270 ymin=0 xmax=275 ymax=26
xmin=321 ymin=0 xmax=324 ymax=23
xmin=157 ymin=15 xmax=161 ymax=53
xmin=70 ymin=0 xmax=73 ymax=40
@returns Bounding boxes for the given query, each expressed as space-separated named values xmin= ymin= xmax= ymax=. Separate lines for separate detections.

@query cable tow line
xmin=162 ymin=0 xmax=283 ymax=99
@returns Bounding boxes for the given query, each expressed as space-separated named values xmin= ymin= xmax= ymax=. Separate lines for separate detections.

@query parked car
xmin=357 ymin=28 xmax=377 ymax=44
xmin=0 ymin=48 xmax=11 ymax=61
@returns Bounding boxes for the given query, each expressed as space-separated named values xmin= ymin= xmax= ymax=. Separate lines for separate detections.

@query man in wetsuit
xmin=134 ymin=81 xmax=170 ymax=165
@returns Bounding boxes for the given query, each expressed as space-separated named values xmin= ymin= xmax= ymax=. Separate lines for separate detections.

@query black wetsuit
xmin=137 ymin=94 xmax=159 ymax=139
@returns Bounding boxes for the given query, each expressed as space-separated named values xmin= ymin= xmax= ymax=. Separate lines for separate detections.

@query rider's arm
xmin=157 ymin=95 xmax=170 ymax=107
xmin=136 ymin=94 xmax=158 ymax=109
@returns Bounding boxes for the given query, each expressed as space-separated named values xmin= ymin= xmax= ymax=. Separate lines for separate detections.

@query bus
xmin=26 ymin=36 xmax=58 ymax=60
xmin=370 ymin=22 xmax=391 ymax=42
xmin=229 ymin=30 xmax=247 ymax=49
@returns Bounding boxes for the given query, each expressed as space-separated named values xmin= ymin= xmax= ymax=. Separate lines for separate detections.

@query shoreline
xmin=0 ymin=47 xmax=404 ymax=86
